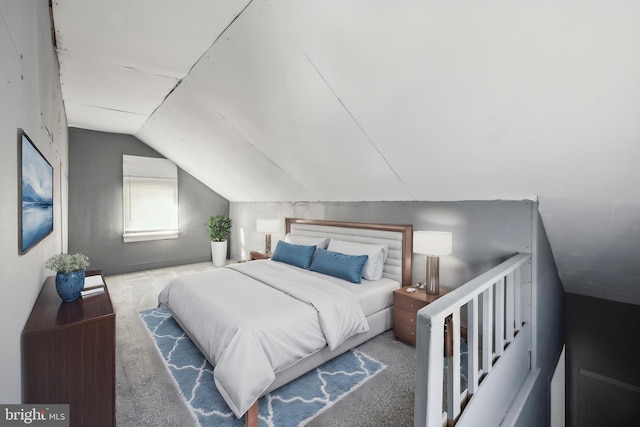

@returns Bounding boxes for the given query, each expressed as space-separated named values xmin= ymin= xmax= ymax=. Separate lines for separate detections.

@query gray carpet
xmin=107 ymin=262 xmax=416 ymax=426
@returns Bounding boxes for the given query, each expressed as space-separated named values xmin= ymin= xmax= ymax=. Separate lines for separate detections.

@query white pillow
xmin=284 ymin=233 xmax=329 ymax=249
xmin=326 ymin=239 xmax=389 ymax=281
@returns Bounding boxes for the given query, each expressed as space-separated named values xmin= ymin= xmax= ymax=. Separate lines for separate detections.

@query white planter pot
xmin=211 ymin=240 xmax=228 ymax=267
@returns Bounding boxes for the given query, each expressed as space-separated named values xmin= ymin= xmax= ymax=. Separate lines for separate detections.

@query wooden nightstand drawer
xmin=393 ymin=287 xmax=450 ymax=346
xmin=394 ymin=305 xmax=419 ymax=344
xmin=394 ymin=306 xmax=418 ymax=326
xmin=394 ymin=292 xmax=428 ymax=312
xmin=394 ymin=319 xmax=417 ymax=344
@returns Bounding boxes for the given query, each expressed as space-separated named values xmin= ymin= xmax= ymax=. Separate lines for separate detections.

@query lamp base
xmin=264 ymin=233 xmax=272 ymax=254
xmin=425 ymin=256 xmax=440 ymax=295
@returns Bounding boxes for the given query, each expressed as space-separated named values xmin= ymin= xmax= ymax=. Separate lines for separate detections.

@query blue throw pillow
xmin=271 ymin=240 xmax=316 ymax=269
xmin=310 ymin=248 xmax=368 ymax=284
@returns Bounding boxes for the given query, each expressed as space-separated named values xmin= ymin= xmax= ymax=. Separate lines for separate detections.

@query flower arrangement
xmin=45 ymin=252 xmax=90 ymax=273
xmin=208 ymin=214 xmax=232 ymax=242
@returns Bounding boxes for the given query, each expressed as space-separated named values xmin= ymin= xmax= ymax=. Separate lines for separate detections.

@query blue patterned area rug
xmin=140 ymin=306 xmax=386 ymax=427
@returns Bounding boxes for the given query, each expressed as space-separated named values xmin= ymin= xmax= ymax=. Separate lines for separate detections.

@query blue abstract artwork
xmin=19 ymin=130 xmax=53 ymax=254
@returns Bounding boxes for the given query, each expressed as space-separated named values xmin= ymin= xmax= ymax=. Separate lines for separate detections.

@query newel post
xmin=414 ymin=311 xmax=446 ymax=427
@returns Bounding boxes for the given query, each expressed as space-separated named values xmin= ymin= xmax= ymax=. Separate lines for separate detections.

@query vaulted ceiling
xmin=51 ymin=0 xmax=640 ymax=304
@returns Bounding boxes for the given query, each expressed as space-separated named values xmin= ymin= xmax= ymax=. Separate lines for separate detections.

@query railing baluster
xmin=514 ymin=267 xmax=522 ymax=330
xmin=446 ymin=307 xmax=461 ymax=424
xmin=482 ymin=287 xmax=493 ymax=374
xmin=494 ymin=279 xmax=505 ymax=356
xmin=468 ymin=296 xmax=479 ymax=394
xmin=505 ymin=271 xmax=515 ymax=343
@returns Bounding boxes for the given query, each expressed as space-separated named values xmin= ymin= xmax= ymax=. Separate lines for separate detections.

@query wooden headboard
xmin=284 ymin=218 xmax=413 ymax=286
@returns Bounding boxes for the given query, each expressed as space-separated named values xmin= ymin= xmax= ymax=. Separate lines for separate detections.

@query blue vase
xmin=55 ymin=270 xmax=85 ymax=302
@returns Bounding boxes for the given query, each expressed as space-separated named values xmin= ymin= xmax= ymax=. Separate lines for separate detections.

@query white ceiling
xmin=52 ymin=0 xmax=640 ymax=304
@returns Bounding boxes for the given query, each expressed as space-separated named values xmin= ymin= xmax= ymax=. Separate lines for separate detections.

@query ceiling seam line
xmin=264 ymin=1 xmax=415 ymax=200
xmin=142 ymin=0 xmax=256 ymax=130
xmin=65 ymin=102 xmax=147 ymax=115
xmin=300 ymin=56 xmax=415 ymax=200
xmin=55 ymin=46 xmax=179 ymax=80
xmin=182 ymin=0 xmax=256 ymax=78
xmin=178 ymin=82 xmax=313 ymax=200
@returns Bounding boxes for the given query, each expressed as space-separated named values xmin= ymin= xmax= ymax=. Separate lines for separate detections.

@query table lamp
xmin=256 ymin=219 xmax=280 ymax=254
xmin=413 ymin=231 xmax=453 ymax=295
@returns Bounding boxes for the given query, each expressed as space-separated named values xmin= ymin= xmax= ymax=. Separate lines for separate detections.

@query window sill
xmin=123 ymin=231 xmax=179 ymax=243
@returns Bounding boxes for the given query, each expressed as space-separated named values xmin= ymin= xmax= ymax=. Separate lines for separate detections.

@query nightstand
xmin=250 ymin=251 xmax=272 ymax=260
xmin=393 ymin=286 xmax=449 ymax=346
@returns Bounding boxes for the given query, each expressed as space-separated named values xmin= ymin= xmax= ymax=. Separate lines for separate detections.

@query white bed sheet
xmin=157 ymin=260 xmax=371 ymax=418
xmin=261 ymin=259 xmax=400 ymax=316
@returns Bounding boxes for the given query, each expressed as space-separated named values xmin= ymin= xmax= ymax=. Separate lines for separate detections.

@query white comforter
xmin=157 ymin=260 xmax=369 ymax=418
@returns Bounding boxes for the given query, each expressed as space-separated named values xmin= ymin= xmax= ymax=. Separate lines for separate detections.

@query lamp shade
xmin=413 ymin=231 xmax=452 ymax=256
xmin=256 ymin=219 xmax=280 ymax=233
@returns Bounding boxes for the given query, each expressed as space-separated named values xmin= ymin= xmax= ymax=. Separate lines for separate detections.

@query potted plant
xmin=45 ymin=252 xmax=90 ymax=302
xmin=209 ymin=214 xmax=231 ymax=267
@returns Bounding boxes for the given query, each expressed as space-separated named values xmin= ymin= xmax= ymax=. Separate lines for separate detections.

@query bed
xmin=158 ymin=218 xmax=413 ymax=427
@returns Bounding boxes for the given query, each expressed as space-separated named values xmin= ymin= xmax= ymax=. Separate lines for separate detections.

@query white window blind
xmin=123 ymin=155 xmax=179 ymax=242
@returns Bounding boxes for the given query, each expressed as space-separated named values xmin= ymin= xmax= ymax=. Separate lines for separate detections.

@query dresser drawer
xmin=394 ymin=291 xmax=428 ymax=312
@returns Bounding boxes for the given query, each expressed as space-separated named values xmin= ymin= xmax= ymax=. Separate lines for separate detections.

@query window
xmin=123 ymin=155 xmax=178 ymax=242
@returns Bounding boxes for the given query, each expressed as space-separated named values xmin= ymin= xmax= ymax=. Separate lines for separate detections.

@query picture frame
xmin=18 ymin=129 xmax=54 ymax=254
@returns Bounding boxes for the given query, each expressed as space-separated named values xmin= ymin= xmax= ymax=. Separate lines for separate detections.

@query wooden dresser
xmin=393 ymin=287 xmax=449 ymax=346
xmin=22 ymin=270 xmax=115 ymax=427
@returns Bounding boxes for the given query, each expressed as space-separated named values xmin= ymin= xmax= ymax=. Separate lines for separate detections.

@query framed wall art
xmin=18 ymin=129 xmax=53 ymax=254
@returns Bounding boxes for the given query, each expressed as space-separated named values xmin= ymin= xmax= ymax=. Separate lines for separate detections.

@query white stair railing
xmin=414 ymin=253 xmax=531 ymax=427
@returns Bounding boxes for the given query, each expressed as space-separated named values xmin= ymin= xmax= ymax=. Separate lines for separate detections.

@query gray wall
xmin=0 ymin=0 xmax=68 ymax=403
xmin=68 ymin=128 xmax=229 ymax=275
xmin=514 ymin=210 xmax=565 ymax=427
xmin=565 ymin=294 xmax=640 ymax=426
xmin=230 ymin=200 xmax=533 ymax=289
